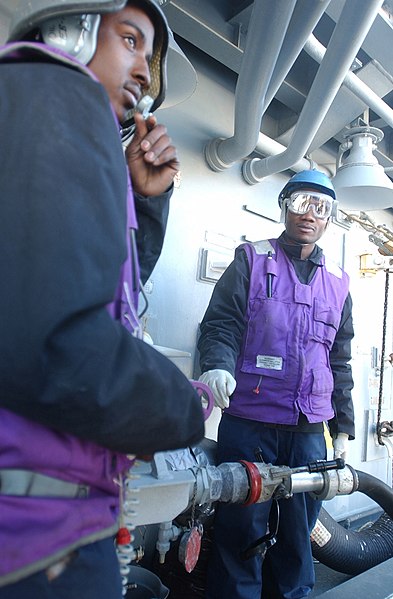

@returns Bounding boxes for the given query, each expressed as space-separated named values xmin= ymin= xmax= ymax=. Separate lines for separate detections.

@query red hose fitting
xmin=239 ymin=460 xmax=262 ymax=505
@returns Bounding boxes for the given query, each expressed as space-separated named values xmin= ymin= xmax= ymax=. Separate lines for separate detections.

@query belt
xmin=0 ymin=469 xmax=90 ymax=498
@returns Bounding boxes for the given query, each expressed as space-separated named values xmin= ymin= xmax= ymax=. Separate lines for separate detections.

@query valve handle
xmin=291 ymin=458 xmax=345 ymax=475
xmin=306 ymin=458 xmax=345 ymax=473
xmin=190 ymin=380 xmax=214 ymax=420
xmin=253 ymin=448 xmax=345 ymax=473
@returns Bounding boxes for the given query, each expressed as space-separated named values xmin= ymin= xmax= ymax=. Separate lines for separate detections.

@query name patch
xmin=256 ymin=355 xmax=283 ymax=370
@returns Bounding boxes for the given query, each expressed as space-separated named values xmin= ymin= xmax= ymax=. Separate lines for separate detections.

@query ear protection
xmin=40 ymin=13 xmax=101 ymax=64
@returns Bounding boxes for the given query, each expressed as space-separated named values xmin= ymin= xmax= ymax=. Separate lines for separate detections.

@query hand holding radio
xmin=125 ymin=103 xmax=179 ymax=197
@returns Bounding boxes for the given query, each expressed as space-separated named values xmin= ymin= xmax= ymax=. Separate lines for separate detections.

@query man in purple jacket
xmin=0 ymin=1 xmax=204 ymax=597
xmin=198 ymin=170 xmax=354 ymax=599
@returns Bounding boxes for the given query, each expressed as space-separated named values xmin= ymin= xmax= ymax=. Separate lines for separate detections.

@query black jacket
xmin=0 ymin=54 xmax=204 ymax=454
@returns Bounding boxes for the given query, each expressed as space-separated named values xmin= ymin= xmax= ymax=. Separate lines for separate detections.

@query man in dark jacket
xmin=0 ymin=1 xmax=204 ymax=597
xmin=198 ymin=170 xmax=354 ymax=599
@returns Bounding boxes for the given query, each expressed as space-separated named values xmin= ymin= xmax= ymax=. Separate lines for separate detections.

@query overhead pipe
xmin=304 ymin=33 xmax=393 ymax=130
xmin=253 ymin=133 xmax=325 ymax=175
xmin=205 ymin=0 xmax=332 ymax=172
xmin=255 ymin=0 xmax=333 ymax=126
xmin=252 ymin=32 xmax=393 ymax=178
xmin=242 ymin=0 xmax=385 ymax=184
xmin=204 ymin=0 xmax=296 ymax=172
xmin=249 ymin=50 xmax=393 ymax=178
xmin=247 ymin=32 xmax=393 ymax=179
xmin=226 ymin=4 xmax=393 ymax=179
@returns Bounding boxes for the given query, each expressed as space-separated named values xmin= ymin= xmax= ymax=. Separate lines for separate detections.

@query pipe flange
xmin=309 ymin=466 xmax=358 ymax=501
xmin=239 ymin=460 xmax=262 ymax=505
xmin=342 ymin=125 xmax=384 ymax=144
xmin=242 ymin=158 xmax=260 ymax=185
xmin=204 ymin=138 xmax=233 ymax=172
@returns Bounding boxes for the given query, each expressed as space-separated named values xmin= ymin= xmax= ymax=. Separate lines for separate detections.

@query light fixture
xmin=332 ymin=125 xmax=393 ymax=210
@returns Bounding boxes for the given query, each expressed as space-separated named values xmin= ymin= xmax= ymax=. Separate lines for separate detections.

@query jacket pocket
xmin=241 ymin=298 xmax=289 ymax=379
xmin=312 ymin=297 xmax=340 ymax=349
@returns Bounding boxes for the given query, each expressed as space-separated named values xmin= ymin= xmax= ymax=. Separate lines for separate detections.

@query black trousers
xmin=0 ymin=537 xmax=123 ymax=599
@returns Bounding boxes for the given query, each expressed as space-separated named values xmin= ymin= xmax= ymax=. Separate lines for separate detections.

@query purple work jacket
xmin=0 ymin=43 xmax=139 ymax=586
xmin=226 ymin=239 xmax=350 ymax=425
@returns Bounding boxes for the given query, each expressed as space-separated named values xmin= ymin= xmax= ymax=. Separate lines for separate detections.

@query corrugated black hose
xmin=311 ymin=470 xmax=393 ymax=575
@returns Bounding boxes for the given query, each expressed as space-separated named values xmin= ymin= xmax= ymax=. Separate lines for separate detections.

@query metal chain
xmin=377 ymin=269 xmax=391 ymax=445
xmin=189 ymin=475 xmax=198 ymax=529
xmin=188 ymin=466 xmax=204 ymax=537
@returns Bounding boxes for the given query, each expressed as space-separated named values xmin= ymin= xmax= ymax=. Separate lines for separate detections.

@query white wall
xmin=143 ymin=51 xmax=285 ymax=368
xmin=144 ymin=47 xmax=393 ymax=520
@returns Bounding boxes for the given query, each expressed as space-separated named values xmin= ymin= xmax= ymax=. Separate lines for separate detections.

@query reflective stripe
xmin=0 ymin=469 xmax=90 ymax=498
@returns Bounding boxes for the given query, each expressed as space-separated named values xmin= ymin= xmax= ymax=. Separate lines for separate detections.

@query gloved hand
xmin=198 ymin=369 xmax=236 ymax=409
xmin=333 ymin=433 xmax=349 ymax=462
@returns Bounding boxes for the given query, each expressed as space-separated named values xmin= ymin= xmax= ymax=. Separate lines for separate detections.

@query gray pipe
xmin=205 ymin=0 xmax=332 ymax=171
xmin=205 ymin=0 xmax=296 ymax=171
xmin=262 ymin=0 xmax=333 ymax=115
xmin=304 ymin=33 xmax=393 ymax=129
xmin=250 ymin=29 xmax=393 ymax=178
xmin=252 ymin=29 xmax=393 ymax=176
xmin=242 ymin=0 xmax=385 ymax=184
xmin=254 ymin=133 xmax=317 ymax=174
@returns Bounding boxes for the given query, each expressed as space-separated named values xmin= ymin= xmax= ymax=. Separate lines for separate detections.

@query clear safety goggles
xmin=287 ymin=191 xmax=333 ymax=219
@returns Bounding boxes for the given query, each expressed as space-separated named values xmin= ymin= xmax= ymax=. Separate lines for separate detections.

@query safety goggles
xmin=287 ymin=191 xmax=333 ymax=219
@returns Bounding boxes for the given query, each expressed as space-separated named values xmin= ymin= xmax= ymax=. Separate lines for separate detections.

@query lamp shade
xmin=332 ymin=126 xmax=393 ymax=210
xmin=332 ymin=163 xmax=393 ymax=210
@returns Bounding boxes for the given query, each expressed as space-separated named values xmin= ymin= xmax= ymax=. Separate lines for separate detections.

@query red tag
xmin=178 ymin=527 xmax=202 ymax=573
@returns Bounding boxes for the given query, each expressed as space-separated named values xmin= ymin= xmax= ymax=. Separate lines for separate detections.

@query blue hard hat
xmin=278 ymin=170 xmax=336 ymax=207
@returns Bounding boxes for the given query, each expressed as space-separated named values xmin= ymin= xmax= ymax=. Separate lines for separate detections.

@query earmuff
xmin=40 ymin=13 xmax=101 ymax=64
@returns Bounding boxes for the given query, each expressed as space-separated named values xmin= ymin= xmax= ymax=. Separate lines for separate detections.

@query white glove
xmin=198 ymin=369 xmax=236 ymax=409
xmin=333 ymin=433 xmax=349 ymax=462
